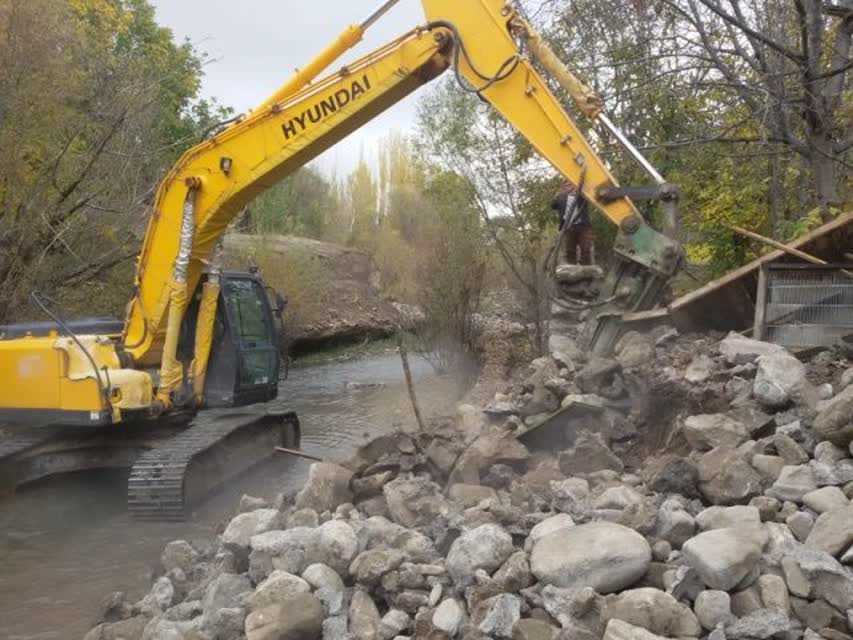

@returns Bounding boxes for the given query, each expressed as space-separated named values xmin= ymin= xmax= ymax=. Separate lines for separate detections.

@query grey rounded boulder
xmin=446 ymin=524 xmax=514 ymax=587
xmin=530 ymin=521 xmax=651 ymax=593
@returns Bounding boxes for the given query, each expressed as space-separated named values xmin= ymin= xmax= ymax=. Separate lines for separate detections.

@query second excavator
xmin=0 ymin=0 xmax=682 ymax=519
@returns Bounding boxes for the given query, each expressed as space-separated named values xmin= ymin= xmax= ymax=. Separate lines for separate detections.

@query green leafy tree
xmin=344 ymin=155 xmax=380 ymax=250
xmin=248 ymin=166 xmax=339 ymax=238
xmin=0 ymin=0 xmax=226 ymax=321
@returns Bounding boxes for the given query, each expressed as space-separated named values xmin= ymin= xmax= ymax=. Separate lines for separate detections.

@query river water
xmin=0 ymin=353 xmax=462 ymax=640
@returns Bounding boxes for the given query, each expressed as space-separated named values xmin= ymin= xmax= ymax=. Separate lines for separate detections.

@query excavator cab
xmin=182 ymin=272 xmax=281 ymax=409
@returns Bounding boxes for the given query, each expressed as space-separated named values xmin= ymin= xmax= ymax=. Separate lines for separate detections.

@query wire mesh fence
xmin=762 ymin=265 xmax=853 ymax=348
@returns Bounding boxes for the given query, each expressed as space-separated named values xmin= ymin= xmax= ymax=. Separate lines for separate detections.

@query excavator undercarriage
xmin=0 ymin=411 xmax=299 ymax=520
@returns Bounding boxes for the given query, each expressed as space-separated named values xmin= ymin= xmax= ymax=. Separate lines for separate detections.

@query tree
xmin=416 ymin=76 xmax=559 ymax=354
xmin=248 ymin=166 xmax=339 ymax=238
xmin=523 ymin=0 xmax=850 ymax=273
xmin=0 ymin=0 xmax=227 ymax=322
xmin=661 ymin=0 xmax=851 ymax=216
xmin=344 ymin=155 xmax=379 ymax=249
xmin=377 ymin=132 xmax=427 ymax=243
xmin=414 ymin=169 xmax=487 ymax=373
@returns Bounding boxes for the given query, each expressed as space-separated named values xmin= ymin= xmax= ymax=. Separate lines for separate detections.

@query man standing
xmin=551 ymin=182 xmax=594 ymax=266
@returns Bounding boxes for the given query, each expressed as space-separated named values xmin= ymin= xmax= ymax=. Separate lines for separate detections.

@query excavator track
xmin=0 ymin=428 xmax=59 ymax=461
xmin=127 ymin=410 xmax=299 ymax=521
xmin=0 ymin=427 xmax=63 ymax=495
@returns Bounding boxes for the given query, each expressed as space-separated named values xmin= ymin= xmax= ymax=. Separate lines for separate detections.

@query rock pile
xmin=85 ymin=330 xmax=853 ymax=640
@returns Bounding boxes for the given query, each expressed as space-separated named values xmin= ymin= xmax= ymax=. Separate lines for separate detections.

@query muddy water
xmin=0 ymin=354 xmax=463 ymax=640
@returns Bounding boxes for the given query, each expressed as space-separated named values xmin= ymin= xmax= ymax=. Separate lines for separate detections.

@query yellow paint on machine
xmin=0 ymin=334 xmax=152 ymax=417
xmin=0 ymin=335 xmax=104 ymax=413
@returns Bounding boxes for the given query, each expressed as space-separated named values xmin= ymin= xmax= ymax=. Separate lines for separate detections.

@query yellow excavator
xmin=0 ymin=0 xmax=682 ymax=519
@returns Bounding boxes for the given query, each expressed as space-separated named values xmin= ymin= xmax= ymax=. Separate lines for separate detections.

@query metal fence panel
xmin=763 ymin=265 xmax=853 ymax=349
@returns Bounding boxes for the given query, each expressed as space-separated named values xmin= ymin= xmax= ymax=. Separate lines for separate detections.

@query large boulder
xmin=349 ymin=548 xmax=405 ymax=585
xmin=752 ymin=352 xmax=808 ymax=409
xmin=449 ymin=429 xmax=529 ymax=485
xmin=725 ymin=609 xmax=793 ymax=639
xmin=602 ymin=619 xmax=668 ymax=640
xmin=683 ymin=414 xmax=749 ymax=452
xmin=478 ymin=593 xmax=522 ymax=639
xmin=359 ymin=516 xmax=437 ymax=562
xmin=448 ymin=483 xmax=498 ymax=508
xmin=530 ymin=522 xmax=651 ymax=593
xmin=301 ymin=563 xmax=344 ymax=616
xmin=244 ymin=593 xmax=323 ymax=640
xmin=813 ymin=384 xmax=853 ymax=447
xmin=383 ymin=474 xmax=448 ymax=528
xmin=433 ymin=598 xmax=466 ymax=636
xmin=540 ymin=585 xmax=601 ymax=634
xmin=294 ymin=463 xmax=353 ymax=513
xmin=202 ymin=574 xmax=252 ymax=617
xmin=161 ymin=540 xmax=198 ymax=574
xmin=766 ymin=465 xmax=818 ymax=503
xmin=348 ymin=589 xmax=381 ymax=640
xmin=804 ymin=506 xmax=853 ymax=556
xmin=781 ymin=545 xmax=853 ymax=610
xmin=222 ymin=509 xmax=281 ymax=550
xmin=525 ymin=514 xmax=575 ymax=552
xmin=682 ymin=527 xmax=767 ymax=591
xmin=250 ymin=526 xmax=315 ymax=577
xmin=446 ymin=524 xmax=515 ymax=587
xmin=512 ymin=618 xmax=558 ymax=640
xmin=304 ymin=520 xmax=358 ymax=576
xmin=655 ymin=500 xmax=696 ymax=548
xmin=718 ymin=334 xmax=784 ymax=365
xmin=697 ymin=447 xmax=763 ymax=505
xmin=649 ymin=457 xmax=701 ymax=499
xmin=694 ymin=590 xmax=734 ymax=631
xmin=558 ymin=431 xmax=623 ymax=475
xmin=602 ymin=588 xmax=701 ymax=637
xmin=696 ymin=506 xmax=761 ymax=531
xmin=248 ymin=571 xmax=310 ymax=612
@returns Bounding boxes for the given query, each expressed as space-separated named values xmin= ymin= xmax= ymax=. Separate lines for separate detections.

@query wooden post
xmin=753 ymin=264 xmax=769 ymax=341
xmin=275 ymin=447 xmax=324 ymax=463
xmin=397 ymin=334 xmax=426 ymax=432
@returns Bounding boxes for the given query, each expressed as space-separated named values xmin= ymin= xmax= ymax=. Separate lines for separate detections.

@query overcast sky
xmin=150 ymin=0 xmax=428 ymax=177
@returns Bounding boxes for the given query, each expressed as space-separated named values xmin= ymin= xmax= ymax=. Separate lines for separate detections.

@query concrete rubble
xmin=85 ymin=329 xmax=853 ymax=640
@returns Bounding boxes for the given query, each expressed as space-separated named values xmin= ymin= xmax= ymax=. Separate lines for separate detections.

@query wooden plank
xmin=670 ymin=211 xmax=853 ymax=313
xmin=726 ymin=224 xmax=828 ymax=266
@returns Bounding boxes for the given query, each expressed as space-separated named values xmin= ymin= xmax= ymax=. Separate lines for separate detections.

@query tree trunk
xmin=809 ymin=130 xmax=841 ymax=220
